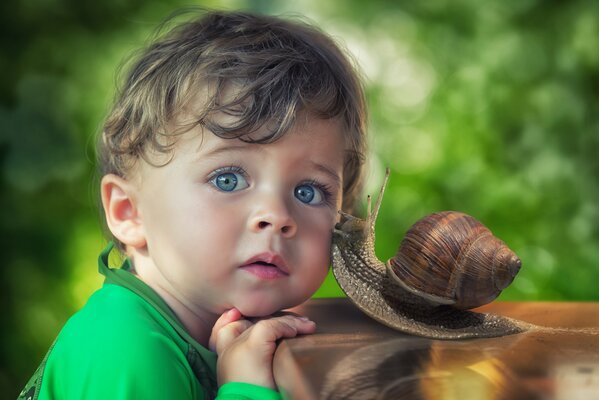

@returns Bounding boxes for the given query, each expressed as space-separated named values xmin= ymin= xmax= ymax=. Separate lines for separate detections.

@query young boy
xmin=20 ymin=9 xmax=367 ymax=399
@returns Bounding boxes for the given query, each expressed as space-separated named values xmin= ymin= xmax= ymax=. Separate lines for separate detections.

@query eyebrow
xmin=311 ymin=161 xmax=342 ymax=188
xmin=202 ymin=144 xmax=260 ymax=159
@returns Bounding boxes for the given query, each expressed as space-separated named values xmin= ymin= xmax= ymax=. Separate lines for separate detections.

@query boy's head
xmin=97 ymin=10 xmax=369 ymax=317
xmin=98 ymin=10 xmax=367 ymax=214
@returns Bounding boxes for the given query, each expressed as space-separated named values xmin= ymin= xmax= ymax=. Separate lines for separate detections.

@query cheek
xmin=300 ymin=215 xmax=335 ymax=273
xmin=185 ymin=202 xmax=245 ymax=254
xmin=313 ymin=226 xmax=333 ymax=261
xmin=146 ymin=192 xmax=244 ymax=261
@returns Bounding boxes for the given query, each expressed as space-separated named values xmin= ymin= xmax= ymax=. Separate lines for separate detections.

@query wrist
xmin=218 ymin=363 xmax=275 ymax=389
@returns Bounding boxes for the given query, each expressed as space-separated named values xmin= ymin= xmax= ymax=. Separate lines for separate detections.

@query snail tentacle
xmin=366 ymin=168 xmax=390 ymax=232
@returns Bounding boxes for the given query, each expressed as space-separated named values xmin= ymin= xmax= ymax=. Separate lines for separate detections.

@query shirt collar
xmin=97 ymin=242 xmax=218 ymax=391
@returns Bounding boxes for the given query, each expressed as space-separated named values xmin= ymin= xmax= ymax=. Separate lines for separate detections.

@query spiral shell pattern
xmin=388 ymin=211 xmax=522 ymax=310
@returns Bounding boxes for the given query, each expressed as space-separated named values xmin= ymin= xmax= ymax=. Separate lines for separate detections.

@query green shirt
xmin=18 ymin=243 xmax=282 ymax=400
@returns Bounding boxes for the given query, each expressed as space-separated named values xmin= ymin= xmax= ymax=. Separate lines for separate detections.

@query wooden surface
xmin=274 ymin=298 xmax=599 ymax=400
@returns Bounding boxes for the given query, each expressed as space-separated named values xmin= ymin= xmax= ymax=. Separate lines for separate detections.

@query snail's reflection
xmin=320 ymin=335 xmax=539 ymax=400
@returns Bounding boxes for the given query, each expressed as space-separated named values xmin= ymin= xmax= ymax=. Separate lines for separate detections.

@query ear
xmin=100 ymin=174 xmax=146 ymax=249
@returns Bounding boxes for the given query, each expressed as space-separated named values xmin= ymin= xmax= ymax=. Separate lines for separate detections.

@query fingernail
xmin=298 ymin=316 xmax=311 ymax=322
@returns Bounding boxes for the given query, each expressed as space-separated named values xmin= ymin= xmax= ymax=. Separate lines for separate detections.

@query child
xmin=19 ymin=9 xmax=367 ymax=399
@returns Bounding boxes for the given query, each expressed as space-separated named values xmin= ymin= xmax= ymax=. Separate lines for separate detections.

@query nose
xmin=249 ymin=199 xmax=297 ymax=238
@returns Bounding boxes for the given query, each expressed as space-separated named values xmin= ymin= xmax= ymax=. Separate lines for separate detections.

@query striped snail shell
xmin=331 ymin=168 xmax=529 ymax=339
xmin=386 ymin=211 xmax=522 ymax=310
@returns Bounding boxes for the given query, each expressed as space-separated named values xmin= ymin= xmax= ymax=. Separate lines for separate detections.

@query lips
xmin=239 ymin=253 xmax=289 ymax=280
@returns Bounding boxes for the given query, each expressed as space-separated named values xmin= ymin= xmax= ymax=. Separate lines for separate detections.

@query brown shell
xmin=388 ymin=211 xmax=522 ymax=310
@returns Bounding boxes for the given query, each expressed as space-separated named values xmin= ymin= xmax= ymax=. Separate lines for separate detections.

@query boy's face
xmin=130 ymin=116 xmax=345 ymax=317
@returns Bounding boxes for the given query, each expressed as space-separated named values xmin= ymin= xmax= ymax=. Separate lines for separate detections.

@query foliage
xmin=1 ymin=0 xmax=598 ymax=397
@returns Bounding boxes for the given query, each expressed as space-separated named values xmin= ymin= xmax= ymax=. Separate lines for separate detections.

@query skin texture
xmin=101 ymin=114 xmax=345 ymax=389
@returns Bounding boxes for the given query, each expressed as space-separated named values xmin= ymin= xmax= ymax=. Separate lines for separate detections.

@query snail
xmin=331 ymin=168 xmax=530 ymax=339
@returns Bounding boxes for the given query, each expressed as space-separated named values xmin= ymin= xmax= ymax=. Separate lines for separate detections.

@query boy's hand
xmin=209 ymin=308 xmax=316 ymax=389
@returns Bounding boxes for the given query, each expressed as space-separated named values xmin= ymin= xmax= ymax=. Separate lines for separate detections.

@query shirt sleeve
xmin=216 ymin=382 xmax=282 ymax=400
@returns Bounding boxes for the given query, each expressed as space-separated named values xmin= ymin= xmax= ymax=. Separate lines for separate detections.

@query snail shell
xmin=331 ymin=168 xmax=529 ymax=339
xmin=387 ymin=211 xmax=522 ymax=310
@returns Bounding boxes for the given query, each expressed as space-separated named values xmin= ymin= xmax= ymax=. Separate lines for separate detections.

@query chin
xmin=236 ymin=297 xmax=301 ymax=318
xmin=236 ymin=303 xmax=279 ymax=318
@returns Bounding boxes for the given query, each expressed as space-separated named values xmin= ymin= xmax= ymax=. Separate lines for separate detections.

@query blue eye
xmin=295 ymin=184 xmax=324 ymax=205
xmin=211 ymin=172 xmax=249 ymax=192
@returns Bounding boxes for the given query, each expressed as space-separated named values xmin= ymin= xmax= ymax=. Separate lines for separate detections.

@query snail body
xmin=331 ymin=169 xmax=529 ymax=339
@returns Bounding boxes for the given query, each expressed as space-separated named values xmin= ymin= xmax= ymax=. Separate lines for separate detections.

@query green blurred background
xmin=2 ymin=0 xmax=598 ymax=397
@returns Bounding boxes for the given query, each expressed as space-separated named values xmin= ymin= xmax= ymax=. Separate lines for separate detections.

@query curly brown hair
xmin=98 ymin=9 xmax=367 ymax=213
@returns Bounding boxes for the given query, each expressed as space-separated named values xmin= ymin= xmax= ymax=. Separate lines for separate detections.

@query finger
xmin=214 ymin=319 xmax=254 ymax=355
xmin=209 ymin=308 xmax=243 ymax=352
xmin=249 ymin=316 xmax=316 ymax=346
xmin=272 ymin=310 xmax=304 ymax=318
